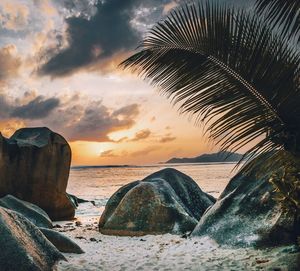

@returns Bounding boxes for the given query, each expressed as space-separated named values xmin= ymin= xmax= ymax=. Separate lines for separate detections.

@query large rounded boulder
xmin=0 ymin=207 xmax=64 ymax=271
xmin=0 ymin=127 xmax=75 ymax=221
xmin=99 ymin=168 xmax=215 ymax=236
xmin=192 ymin=164 xmax=300 ymax=247
xmin=0 ymin=194 xmax=53 ymax=228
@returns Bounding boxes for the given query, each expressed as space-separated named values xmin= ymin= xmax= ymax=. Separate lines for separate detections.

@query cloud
xmin=162 ymin=1 xmax=180 ymax=15
xmin=38 ymin=93 xmax=141 ymax=142
xmin=130 ymin=146 xmax=160 ymax=157
xmin=52 ymin=0 xmax=98 ymax=19
xmin=130 ymin=129 xmax=151 ymax=142
xmin=0 ymin=91 xmax=59 ymax=120
xmin=63 ymin=102 xmax=139 ymax=142
xmin=112 ymin=104 xmax=139 ymax=119
xmin=0 ymin=1 xmax=29 ymax=31
xmin=0 ymin=118 xmax=26 ymax=138
xmin=0 ymin=45 xmax=21 ymax=84
xmin=10 ymin=96 xmax=60 ymax=119
xmin=38 ymin=0 xmax=180 ymax=77
xmin=159 ymin=135 xmax=176 ymax=143
xmin=99 ymin=149 xmax=117 ymax=158
xmin=0 ymin=90 xmax=140 ymax=142
xmin=150 ymin=116 xmax=156 ymax=122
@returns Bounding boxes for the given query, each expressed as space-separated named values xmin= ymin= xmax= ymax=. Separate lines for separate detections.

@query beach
xmin=56 ymin=203 xmax=295 ymax=271
xmin=55 ymin=163 xmax=297 ymax=270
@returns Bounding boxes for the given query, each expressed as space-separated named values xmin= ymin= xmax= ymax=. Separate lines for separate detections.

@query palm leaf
xmin=255 ymin=0 xmax=300 ymax=42
xmin=121 ymin=1 xmax=300 ymax=165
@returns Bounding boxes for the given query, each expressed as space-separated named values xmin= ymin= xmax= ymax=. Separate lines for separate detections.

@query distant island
xmin=165 ymin=151 xmax=243 ymax=164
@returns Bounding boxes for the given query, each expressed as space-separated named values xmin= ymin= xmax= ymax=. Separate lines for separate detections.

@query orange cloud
xmin=163 ymin=1 xmax=179 ymax=15
xmin=99 ymin=149 xmax=117 ymax=158
xmin=0 ymin=119 xmax=26 ymax=138
xmin=0 ymin=45 xmax=22 ymax=85
xmin=130 ymin=129 xmax=151 ymax=142
xmin=0 ymin=1 xmax=29 ymax=31
xmin=130 ymin=146 xmax=160 ymax=157
xmin=159 ymin=135 xmax=176 ymax=143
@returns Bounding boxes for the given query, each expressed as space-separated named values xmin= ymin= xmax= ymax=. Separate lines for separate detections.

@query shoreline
xmin=70 ymin=162 xmax=239 ymax=170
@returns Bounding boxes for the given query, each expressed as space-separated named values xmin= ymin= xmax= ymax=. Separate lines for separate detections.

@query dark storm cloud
xmin=10 ymin=96 xmax=60 ymax=119
xmin=38 ymin=0 xmax=178 ymax=77
xmin=0 ymin=93 xmax=60 ymax=120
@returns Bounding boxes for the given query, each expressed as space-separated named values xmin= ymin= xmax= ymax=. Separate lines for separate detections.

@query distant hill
xmin=165 ymin=151 xmax=243 ymax=164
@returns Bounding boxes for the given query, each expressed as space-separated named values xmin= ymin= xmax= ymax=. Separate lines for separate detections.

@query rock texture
xmin=192 ymin=165 xmax=300 ymax=247
xmin=0 ymin=207 xmax=64 ymax=271
xmin=40 ymin=228 xmax=84 ymax=254
xmin=0 ymin=127 xmax=75 ymax=221
xmin=0 ymin=195 xmax=53 ymax=228
xmin=99 ymin=168 xmax=215 ymax=236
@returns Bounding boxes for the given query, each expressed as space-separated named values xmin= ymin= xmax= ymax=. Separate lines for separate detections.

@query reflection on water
xmin=67 ymin=163 xmax=237 ymax=206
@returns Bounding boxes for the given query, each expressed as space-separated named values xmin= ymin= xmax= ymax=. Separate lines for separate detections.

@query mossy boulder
xmin=192 ymin=166 xmax=300 ymax=247
xmin=0 ymin=127 xmax=75 ymax=221
xmin=99 ymin=168 xmax=215 ymax=236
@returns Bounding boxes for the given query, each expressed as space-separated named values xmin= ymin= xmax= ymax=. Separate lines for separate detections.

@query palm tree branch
xmin=255 ymin=0 xmax=300 ymax=41
xmin=121 ymin=1 xmax=300 ymax=157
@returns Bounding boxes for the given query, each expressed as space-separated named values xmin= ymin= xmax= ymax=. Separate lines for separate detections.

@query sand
xmin=54 ymin=203 xmax=298 ymax=271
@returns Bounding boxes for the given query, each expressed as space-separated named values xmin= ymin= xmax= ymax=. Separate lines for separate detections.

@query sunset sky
xmin=0 ymin=0 xmax=251 ymax=165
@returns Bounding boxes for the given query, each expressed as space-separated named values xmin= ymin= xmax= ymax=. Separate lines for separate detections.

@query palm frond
xmin=121 ymin=1 xmax=300 ymax=163
xmin=255 ymin=0 xmax=300 ymax=42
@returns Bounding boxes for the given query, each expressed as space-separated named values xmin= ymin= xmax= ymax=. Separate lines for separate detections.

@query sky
xmin=0 ymin=0 xmax=252 ymax=165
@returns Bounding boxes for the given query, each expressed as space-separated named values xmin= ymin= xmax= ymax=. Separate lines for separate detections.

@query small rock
xmin=90 ymin=238 xmax=97 ymax=242
xmin=256 ymin=259 xmax=269 ymax=264
xmin=53 ymin=224 xmax=62 ymax=228
xmin=181 ymin=232 xmax=191 ymax=239
xmin=40 ymin=228 xmax=84 ymax=254
xmin=75 ymin=236 xmax=87 ymax=240
xmin=140 ymin=239 xmax=146 ymax=242
xmin=75 ymin=221 xmax=82 ymax=227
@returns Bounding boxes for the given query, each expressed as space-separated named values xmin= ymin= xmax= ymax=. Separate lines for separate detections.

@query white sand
xmin=54 ymin=205 xmax=296 ymax=271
